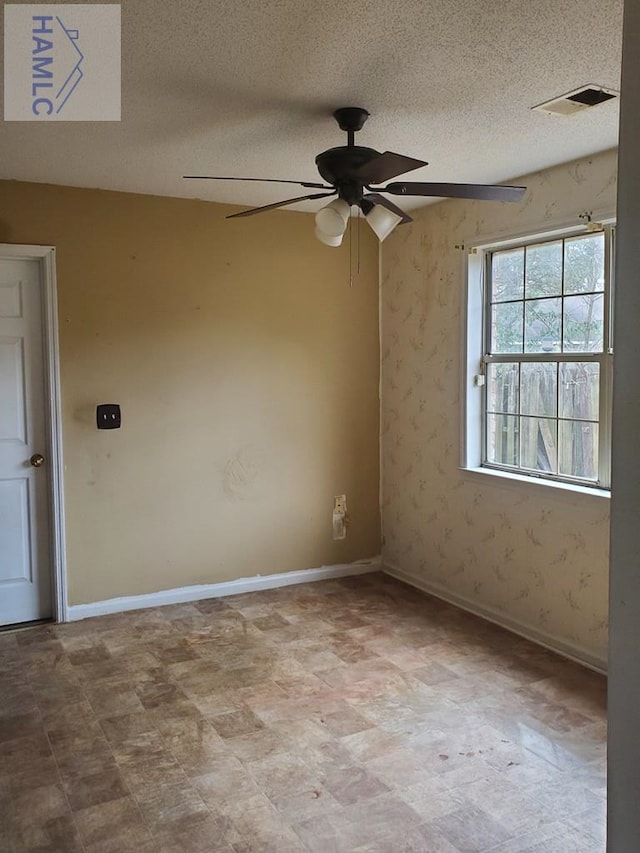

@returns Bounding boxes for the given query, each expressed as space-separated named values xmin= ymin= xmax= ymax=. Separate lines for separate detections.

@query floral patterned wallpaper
xmin=381 ymin=149 xmax=618 ymax=668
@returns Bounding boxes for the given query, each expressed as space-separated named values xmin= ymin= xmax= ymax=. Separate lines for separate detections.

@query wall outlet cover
xmin=333 ymin=511 xmax=346 ymax=540
xmin=333 ymin=495 xmax=347 ymax=540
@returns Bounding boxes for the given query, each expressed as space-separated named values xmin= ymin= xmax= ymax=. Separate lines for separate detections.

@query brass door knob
xmin=30 ymin=453 xmax=45 ymax=468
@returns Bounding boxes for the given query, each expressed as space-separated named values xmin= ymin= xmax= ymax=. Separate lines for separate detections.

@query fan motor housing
xmin=315 ymin=146 xmax=380 ymax=204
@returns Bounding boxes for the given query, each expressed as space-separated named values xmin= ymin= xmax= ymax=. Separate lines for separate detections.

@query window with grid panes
xmin=483 ymin=228 xmax=613 ymax=487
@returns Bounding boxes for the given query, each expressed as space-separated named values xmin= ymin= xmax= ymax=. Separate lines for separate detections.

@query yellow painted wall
xmin=0 ymin=181 xmax=380 ymax=605
xmin=381 ymin=150 xmax=617 ymax=666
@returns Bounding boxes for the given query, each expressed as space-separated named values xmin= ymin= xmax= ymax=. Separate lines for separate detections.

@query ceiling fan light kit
xmin=315 ymin=226 xmax=344 ymax=247
xmin=184 ymin=108 xmax=527 ymax=246
xmin=364 ymin=204 xmax=403 ymax=241
xmin=315 ymin=198 xmax=350 ymax=240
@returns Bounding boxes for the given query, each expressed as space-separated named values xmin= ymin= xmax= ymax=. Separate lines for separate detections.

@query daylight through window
xmin=483 ymin=228 xmax=613 ymax=487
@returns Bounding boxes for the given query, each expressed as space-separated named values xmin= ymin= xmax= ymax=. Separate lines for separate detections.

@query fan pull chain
xmin=349 ymin=211 xmax=353 ymax=288
xmin=347 ymin=209 xmax=361 ymax=288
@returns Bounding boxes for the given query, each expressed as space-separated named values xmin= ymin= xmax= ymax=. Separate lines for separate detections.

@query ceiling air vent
xmin=532 ymin=85 xmax=619 ymax=117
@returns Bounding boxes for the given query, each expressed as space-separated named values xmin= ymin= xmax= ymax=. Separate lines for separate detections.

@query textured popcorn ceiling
xmin=0 ymin=0 xmax=622 ymax=213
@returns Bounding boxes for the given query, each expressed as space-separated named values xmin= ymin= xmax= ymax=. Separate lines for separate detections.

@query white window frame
xmin=461 ymin=215 xmax=615 ymax=497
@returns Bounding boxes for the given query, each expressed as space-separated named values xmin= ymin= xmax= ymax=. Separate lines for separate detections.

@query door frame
xmin=1 ymin=243 xmax=68 ymax=622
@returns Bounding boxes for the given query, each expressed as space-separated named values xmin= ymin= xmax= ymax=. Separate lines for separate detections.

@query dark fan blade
xmin=226 ymin=191 xmax=336 ymax=219
xmin=355 ymin=152 xmax=428 ymax=184
xmin=184 ymin=175 xmax=331 ymax=189
xmin=382 ymin=182 xmax=526 ymax=202
xmin=361 ymin=193 xmax=413 ymax=224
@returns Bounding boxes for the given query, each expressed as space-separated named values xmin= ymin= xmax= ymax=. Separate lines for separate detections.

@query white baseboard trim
xmin=383 ymin=562 xmax=607 ymax=675
xmin=67 ymin=557 xmax=382 ymax=622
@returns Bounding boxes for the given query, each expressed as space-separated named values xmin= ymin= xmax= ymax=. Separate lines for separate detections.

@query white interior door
xmin=0 ymin=257 xmax=52 ymax=625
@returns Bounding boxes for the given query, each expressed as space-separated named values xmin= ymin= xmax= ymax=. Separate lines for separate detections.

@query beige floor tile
xmin=225 ymin=727 xmax=288 ymax=763
xmin=210 ymin=706 xmax=265 ymax=739
xmin=340 ymin=727 xmax=403 ymax=763
xmin=154 ymin=813 xmax=239 ymax=852
xmin=193 ymin=754 xmax=262 ymax=804
xmin=73 ymin=795 xmax=152 ymax=848
xmin=134 ymin=779 xmax=211 ymax=830
xmin=63 ymin=766 xmax=129 ymax=811
xmin=247 ymin=751 xmax=325 ymax=800
xmin=270 ymin=785 xmax=343 ymax=823
xmin=1 ymin=573 xmax=606 ymax=852
xmin=321 ymin=763 xmax=390 ymax=806
xmin=11 ymin=813 xmax=84 ymax=853
xmin=11 ymin=782 xmax=69 ymax=827
xmin=430 ymin=803 xmax=514 ymax=851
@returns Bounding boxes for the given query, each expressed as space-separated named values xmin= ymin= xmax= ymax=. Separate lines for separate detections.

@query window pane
xmin=559 ymin=363 xmax=600 ymax=421
xmin=520 ymin=417 xmax=557 ymax=473
xmin=564 ymin=233 xmax=605 ymax=294
xmin=524 ymin=298 xmax=561 ymax=353
xmin=559 ymin=420 xmax=599 ymax=480
xmin=562 ymin=293 xmax=604 ymax=352
xmin=525 ymin=241 xmax=562 ymax=298
xmin=492 ymin=248 xmax=524 ymax=302
xmin=491 ymin=302 xmax=523 ymax=353
xmin=487 ymin=363 xmax=519 ymax=413
xmin=521 ymin=363 xmax=557 ymax=417
xmin=486 ymin=414 xmax=519 ymax=466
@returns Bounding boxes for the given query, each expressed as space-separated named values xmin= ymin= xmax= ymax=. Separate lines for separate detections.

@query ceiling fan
xmin=184 ymin=107 xmax=526 ymax=246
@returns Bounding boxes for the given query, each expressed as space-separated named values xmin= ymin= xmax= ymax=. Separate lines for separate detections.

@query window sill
xmin=460 ymin=465 xmax=611 ymax=500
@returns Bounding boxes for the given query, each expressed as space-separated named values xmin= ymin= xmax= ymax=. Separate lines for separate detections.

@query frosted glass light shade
xmin=365 ymin=204 xmax=402 ymax=241
xmin=315 ymin=226 xmax=343 ymax=247
xmin=315 ymin=199 xmax=350 ymax=239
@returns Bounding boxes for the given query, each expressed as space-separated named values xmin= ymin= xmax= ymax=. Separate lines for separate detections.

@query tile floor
xmin=0 ymin=573 xmax=606 ymax=853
